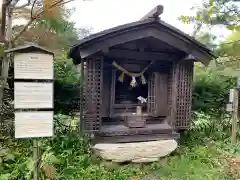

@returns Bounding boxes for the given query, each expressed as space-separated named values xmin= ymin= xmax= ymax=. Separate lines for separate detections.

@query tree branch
xmin=33 ymin=0 xmax=75 ymax=19
xmin=33 ymin=0 xmax=64 ymax=18
xmin=31 ymin=0 xmax=38 ymax=18
xmin=14 ymin=0 xmax=31 ymax=9
xmin=12 ymin=19 xmax=34 ymax=43
xmin=1 ymin=0 xmax=8 ymax=42
xmin=192 ymin=23 xmax=203 ymax=38
xmin=12 ymin=0 xmax=76 ymax=43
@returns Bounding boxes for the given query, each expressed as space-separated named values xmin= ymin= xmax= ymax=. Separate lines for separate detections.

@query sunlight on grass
xmin=146 ymin=145 xmax=230 ymax=180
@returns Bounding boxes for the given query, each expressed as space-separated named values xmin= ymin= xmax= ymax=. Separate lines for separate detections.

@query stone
xmin=132 ymin=157 xmax=159 ymax=163
xmin=93 ymin=139 xmax=178 ymax=163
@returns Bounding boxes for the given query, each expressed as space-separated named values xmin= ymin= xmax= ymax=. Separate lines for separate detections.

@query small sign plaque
xmin=237 ymin=77 xmax=240 ymax=89
xmin=229 ymin=89 xmax=234 ymax=103
xmin=12 ymin=45 xmax=54 ymax=140
xmin=15 ymin=111 xmax=53 ymax=138
xmin=14 ymin=53 xmax=53 ymax=80
xmin=14 ymin=82 xmax=53 ymax=109
xmin=226 ymin=103 xmax=233 ymax=112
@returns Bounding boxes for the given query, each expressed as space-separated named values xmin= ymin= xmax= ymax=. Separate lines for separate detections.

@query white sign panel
xmin=229 ymin=89 xmax=234 ymax=103
xmin=226 ymin=103 xmax=233 ymax=112
xmin=14 ymin=82 xmax=53 ymax=109
xmin=15 ymin=111 xmax=53 ymax=138
xmin=237 ymin=77 xmax=240 ymax=89
xmin=14 ymin=53 xmax=53 ymax=79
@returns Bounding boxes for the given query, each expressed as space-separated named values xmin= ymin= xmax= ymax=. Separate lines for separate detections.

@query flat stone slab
xmin=93 ymin=139 xmax=178 ymax=163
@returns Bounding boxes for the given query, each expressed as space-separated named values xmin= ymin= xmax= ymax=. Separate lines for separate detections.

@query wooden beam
xmin=79 ymin=28 xmax=151 ymax=58
xmin=80 ymin=52 xmax=84 ymax=132
xmin=140 ymin=5 xmax=164 ymax=21
xmin=170 ymin=60 xmax=180 ymax=127
xmin=105 ymin=49 xmax=176 ymax=61
xmin=1 ymin=0 xmax=7 ymax=42
xmin=95 ymin=133 xmax=180 ymax=143
xmin=79 ymin=26 xmax=211 ymax=65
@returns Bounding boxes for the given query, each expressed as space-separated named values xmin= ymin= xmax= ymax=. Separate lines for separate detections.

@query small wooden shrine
xmin=68 ymin=5 xmax=215 ymax=143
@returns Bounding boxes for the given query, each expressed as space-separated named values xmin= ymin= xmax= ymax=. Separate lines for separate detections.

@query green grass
xmin=1 ymin=137 xmax=235 ymax=180
xmin=147 ymin=145 xmax=230 ymax=180
xmin=1 ymin=113 xmax=239 ymax=180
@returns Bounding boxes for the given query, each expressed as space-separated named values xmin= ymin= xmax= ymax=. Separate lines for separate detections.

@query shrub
xmin=192 ymin=67 xmax=234 ymax=116
xmin=0 ymin=114 xmax=145 ymax=180
xmin=54 ymin=53 xmax=82 ymax=114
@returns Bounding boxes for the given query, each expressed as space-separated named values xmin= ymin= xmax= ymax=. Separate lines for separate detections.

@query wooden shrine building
xmin=68 ymin=5 xmax=215 ymax=143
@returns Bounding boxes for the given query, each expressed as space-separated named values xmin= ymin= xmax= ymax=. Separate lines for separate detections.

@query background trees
xmin=179 ymin=0 xmax=240 ymax=116
xmin=0 ymin=0 xmax=91 ymax=128
xmin=0 ymin=1 xmax=240 ymax=179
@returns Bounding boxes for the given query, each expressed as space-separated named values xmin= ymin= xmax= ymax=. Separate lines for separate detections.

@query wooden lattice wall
xmin=175 ymin=61 xmax=193 ymax=129
xmin=83 ymin=57 xmax=103 ymax=132
xmin=148 ymin=73 xmax=156 ymax=114
xmin=168 ymin=60 xmax=193 ymax=129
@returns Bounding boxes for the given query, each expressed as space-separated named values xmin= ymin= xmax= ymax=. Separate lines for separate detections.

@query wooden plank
xmin=148 ymin=72 xmax=156 ymax=114
xmin=102 ymin=118 xmax=166 ymax=125
xmin=170 ymin=61 xmax=180 ymax=127
xmin=140 ymin=5 xmax=164 ymax=21
xmin=101 ymin=61 xmax=111 ymax=117
xmin=98 ymin=123 xmax=173 ymax=136
xmin=106 ymin=49 xmax=176 ymax=61
xmin=80 ymin=57 xmax=84 ymax=132
xmin=155 ymin=72 xmax=168 ymax=116
xmin=95 ymin=132 xmax=180 ymax=143
xmin=99 ymin=57 xmax=104 ymax=129
xmin=110 ymin=70 xmax=116 ymax=117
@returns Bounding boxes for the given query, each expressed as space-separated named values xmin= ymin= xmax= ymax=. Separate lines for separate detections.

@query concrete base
xmin=93 ymin=139 xmax=178 ymax=163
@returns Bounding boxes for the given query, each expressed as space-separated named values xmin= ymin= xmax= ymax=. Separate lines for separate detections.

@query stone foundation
xmin=93 ymin=139 xmax=178 ymax=163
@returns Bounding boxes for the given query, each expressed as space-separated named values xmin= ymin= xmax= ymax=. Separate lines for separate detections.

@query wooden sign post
xmin=227 ymin=87 xmax=239 ymax=144
xmin=6 ymin=45 xmax=54 ymax=180
xmin=232 ymin=89 xmax=238 ymax=144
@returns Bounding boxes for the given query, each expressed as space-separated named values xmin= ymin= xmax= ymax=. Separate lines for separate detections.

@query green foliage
xmin=189 ymin=111 xmax=232 ymax=141
xmin=54 ymin=53 xmax=81 ymax=85
xmin=13 ymin=3 xmax=90 ymax=54
xmin=216 ymin=32 xmax=240 ymax=67
xmin=0 ymin=114 xmax=146 ymax=180
xmin=192 ymin=66 xmax=234 ymax=115
xmin=1 ymin=113 xmax=240 ymax=179
xmin=149 ymin=144 xmax=229 ymax=180
xmin=179 ymin=0 xmax=240 ymax=31
xmin=54 ymin=53 xmax=81 ymax=114
xmin=37 ymin=6 xmax=85 ymax=52
xmin=195 ymin=31 xmax=217 ymax=50
xmin=190 ymin=112 xmax=214 ymax=132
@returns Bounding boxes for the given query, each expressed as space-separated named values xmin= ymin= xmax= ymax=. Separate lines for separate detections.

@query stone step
xmin=93 ymin=139 xmax=178 ymax=163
